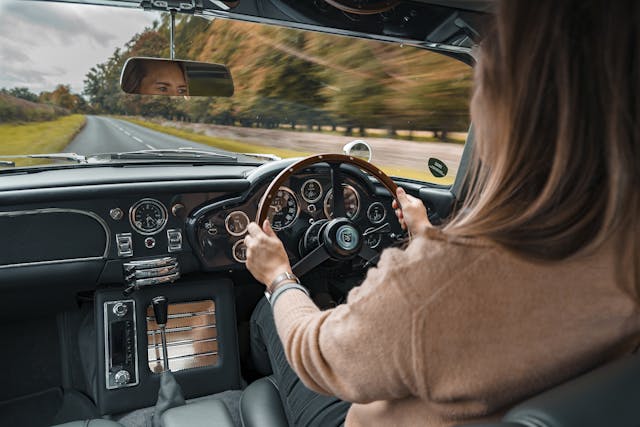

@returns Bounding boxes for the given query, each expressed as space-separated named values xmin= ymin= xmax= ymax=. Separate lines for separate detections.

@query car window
xmin=0 ymin=1 xmax=471 ymax=185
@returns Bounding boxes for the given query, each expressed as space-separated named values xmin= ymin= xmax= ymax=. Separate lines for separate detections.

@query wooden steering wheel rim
xmin=256 ymin=153 xmax=399 ymax=226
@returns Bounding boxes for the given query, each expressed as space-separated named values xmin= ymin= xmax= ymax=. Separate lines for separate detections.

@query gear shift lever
xmin=152 ymin=295 xmax=170 ymax=371
xmin=151 ymin=295 xmax=185 ymax=427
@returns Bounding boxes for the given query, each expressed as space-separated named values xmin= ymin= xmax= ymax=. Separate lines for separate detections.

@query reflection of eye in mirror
xmin=120 ymin=57 xmax=234 ymax=98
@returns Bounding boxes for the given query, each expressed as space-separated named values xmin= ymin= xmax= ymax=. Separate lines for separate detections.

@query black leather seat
xmin=242 ymin=354 xmax=640 ymax=427
xmin=463 ymin=353 xmax=640 ymax=427
xmin=51 ymin=420 xmax=122 ymax=427
xmin=240 ymin=376 xmax=288 ymax=427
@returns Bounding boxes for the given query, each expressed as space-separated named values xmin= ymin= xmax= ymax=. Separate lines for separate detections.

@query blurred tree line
xmin=83 ymin=16 xmax=471 ymax=140
xmin=0 ymin=85 xmax=86 ymax=123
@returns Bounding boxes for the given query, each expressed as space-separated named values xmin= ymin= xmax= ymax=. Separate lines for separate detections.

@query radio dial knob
xmin=114 ymin=369 xmax=131 ymax=386
xmin=112 ymin=302 xmax=128 ymax=317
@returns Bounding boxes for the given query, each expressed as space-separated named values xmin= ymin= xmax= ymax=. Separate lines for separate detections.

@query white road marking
xmin=124 ymin=131 xmax=131 ymax=136
xmin=145 ymin=144 xmax=156 ymax=150
xmin=133 ymin=136 xmax=143 ymax=143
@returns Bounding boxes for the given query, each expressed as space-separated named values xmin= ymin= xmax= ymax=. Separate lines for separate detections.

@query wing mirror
xmin=342 ymin=140 xmax=372 ymax=162
xmin=120 ymin=57 xmax=234 ymax=97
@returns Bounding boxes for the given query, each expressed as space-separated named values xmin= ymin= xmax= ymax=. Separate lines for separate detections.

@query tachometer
xmin=129 ymin=198 xmax=168 ymax=235
xmin=225 ymin=211 xmax=249 ymax=236
xmin=301 ymin=179 xmax=323 ymax=203
xmin=323 ymin=184 xmax=360 ymax=219
xmin=267 ymin=187 xmax=299 ymax=230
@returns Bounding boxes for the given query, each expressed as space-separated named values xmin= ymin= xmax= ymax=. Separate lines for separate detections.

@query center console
xmin=94 ymin=276 xmax=242 ymax=415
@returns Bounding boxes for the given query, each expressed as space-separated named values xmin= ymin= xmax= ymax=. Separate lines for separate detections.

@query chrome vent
xmin=124 ymin=257 xmax=180 ymax=294
xmin=146 ymin=300 xmax=218 ymax=373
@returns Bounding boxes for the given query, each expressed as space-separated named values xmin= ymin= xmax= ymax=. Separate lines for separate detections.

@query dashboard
xmin=0 ymin=158 xmax=453 ymax=315
xmin=191 ymin=163 xmax=403 ymax=271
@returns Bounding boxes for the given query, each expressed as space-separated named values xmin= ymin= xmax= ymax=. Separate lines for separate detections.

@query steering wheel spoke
xmin=358 ymin=245 xmax=380 ymax=267
xmin=330 ymin=164 xmax=346 ymax=218
xmin=292 ymin=243 xmax=331 ymax=277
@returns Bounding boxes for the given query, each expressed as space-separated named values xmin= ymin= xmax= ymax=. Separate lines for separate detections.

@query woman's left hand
xmin=245 ymin=220 xmax=292 ymax=290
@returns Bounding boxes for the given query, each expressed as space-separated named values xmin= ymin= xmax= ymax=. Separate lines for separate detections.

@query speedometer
xmin=267 ymin=187 xmax=299 ymax=230
xmin=323 ymin=184 xmax=360 ymax=219
xmin=129 ymin=198 xmax=168 ymax=235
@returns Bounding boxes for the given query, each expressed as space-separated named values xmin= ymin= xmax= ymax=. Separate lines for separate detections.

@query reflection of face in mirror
xmin=140 ymin=61 xmax=187 ymax=96
xmin=122 ymin=60 xmax=188 ymax=96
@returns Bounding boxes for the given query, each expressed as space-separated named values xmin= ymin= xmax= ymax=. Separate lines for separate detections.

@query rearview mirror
xmin=120 ymin=57 xmax=234 ymax=97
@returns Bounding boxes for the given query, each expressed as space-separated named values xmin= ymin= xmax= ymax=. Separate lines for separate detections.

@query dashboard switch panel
xmin=167 ymin=229 xmax=183 ymax=252
xmin=116 ymin=233 xmax=134 ymax=257
xmin=104 ymin=299 xmax=139 ymax=390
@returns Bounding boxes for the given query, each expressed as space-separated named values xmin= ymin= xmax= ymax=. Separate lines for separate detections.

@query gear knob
xmin=152 ymin=296 xmax=169 ymax=326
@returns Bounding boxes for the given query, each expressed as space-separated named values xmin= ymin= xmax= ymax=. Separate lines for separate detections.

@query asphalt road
xmin=65 ymin=115 xmax=239 ymax=156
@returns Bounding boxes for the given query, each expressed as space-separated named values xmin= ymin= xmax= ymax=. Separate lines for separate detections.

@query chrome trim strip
xmin=149 ymin=351 xmax=218 ymax=363
xmin=0 ymin=208 xmax=110 ymax=263
xmin=146 ymin=310 xmax=216 ymax=321
xmin=147 ymin=324 xmax=217 ymax=335
xmin=0 ymin=256 xmax=104 ymax=270
xmin=148 ymin=337 xmax=218 ymax=349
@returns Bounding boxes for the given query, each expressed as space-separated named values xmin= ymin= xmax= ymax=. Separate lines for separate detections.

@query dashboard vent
xmin=146 ymin=300 xmax=218 ymax=373
xmin=124 ymin=257 xmax=180 ymax=294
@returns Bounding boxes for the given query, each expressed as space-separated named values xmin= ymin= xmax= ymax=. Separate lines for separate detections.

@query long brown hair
xmin=446 ymin=1 xmax=640 ymax=294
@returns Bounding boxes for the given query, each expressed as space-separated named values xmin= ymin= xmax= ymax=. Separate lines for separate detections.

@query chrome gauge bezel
xmin=301 ymin=178 xmax=323 ymax=203
xmin=269 ymin=186 xmax=300 ymax=231
xmin=364 ymin=227 xmax=382 ymax=249
xmin=232 ymin=239 xmax=247 ymax=263
xmin=323 ymin=184 xmax=361 ymax=220
xmin=129 ymin=198 xmax=168 ymax=236
xmin=224 ymin=210 xmax=250 ymax=236
xmin=367 ymin=201 xmax=387 ymax=224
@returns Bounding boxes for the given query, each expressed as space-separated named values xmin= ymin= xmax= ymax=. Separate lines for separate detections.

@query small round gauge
xmin=129 ymin=198 xmax=168 ymax=235
xmin=267 ymin=187 xmax=299 ymax=230
xmin=232 ymin=239 xmax=247 ymax=263
xmin=301 ymin=179 xmax=323 ymax=203
xmin=323 ymin=184 xmax=360 ymax=219
xmin=225 ymin=211 xmax=250 ymax=236
xmin=364 ymin=227 xmax=382 ymax=249
xmin=367 ymin=202 xmax=386 ymax=224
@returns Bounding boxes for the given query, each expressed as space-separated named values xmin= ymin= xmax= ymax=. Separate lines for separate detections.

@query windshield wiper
xmin=0 ymin=153 xmax=87 ymax=166
xmin=92 ymin=148 xmax=238 ymax=162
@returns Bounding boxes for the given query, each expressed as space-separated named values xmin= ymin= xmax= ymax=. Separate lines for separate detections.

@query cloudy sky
xmin=0 ymin=1 xmax=158 ymax=94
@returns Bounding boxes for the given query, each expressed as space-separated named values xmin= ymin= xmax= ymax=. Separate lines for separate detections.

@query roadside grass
xmin=0 ymin=115 xmax=86 ymax=167
xmin=121 ymin=117 xmax=454 ymax=185
xmin=121 ymin=117 xmax=311 ymax=159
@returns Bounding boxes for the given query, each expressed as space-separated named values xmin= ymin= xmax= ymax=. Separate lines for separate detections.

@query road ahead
xmin=65 ymin=115 xmax=238 ymax=156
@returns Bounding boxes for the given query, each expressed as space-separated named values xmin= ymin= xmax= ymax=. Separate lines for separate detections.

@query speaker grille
xmin=146 ymin=300 xmax=218 ymax=373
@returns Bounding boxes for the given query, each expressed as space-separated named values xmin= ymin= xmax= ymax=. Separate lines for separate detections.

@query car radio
xmin=104 ymin=299 xmax=139 ymax=389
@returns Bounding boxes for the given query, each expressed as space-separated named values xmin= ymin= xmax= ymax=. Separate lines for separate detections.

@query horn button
xmin=322 ymin=218 xmax=362 ymax=259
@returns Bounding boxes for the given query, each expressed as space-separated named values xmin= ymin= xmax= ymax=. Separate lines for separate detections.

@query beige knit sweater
xmin=273 ymin=229 xmax=640 ymax=427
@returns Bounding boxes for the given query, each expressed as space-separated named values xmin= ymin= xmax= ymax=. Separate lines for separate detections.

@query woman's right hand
xmin=392 ymin=187 xmax=431 ymax=235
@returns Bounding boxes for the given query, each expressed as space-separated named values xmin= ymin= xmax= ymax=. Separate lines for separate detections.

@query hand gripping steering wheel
xmin=255 ymin=154 xmax=400 ymax=277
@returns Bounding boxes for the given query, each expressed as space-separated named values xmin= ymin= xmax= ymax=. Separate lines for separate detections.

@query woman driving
xmin=244 ymin=1 xmax=640 ymax=426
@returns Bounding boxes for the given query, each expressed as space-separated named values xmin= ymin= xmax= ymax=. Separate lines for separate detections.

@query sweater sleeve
xmin=272 ymin=245 xmax=422 ymax=404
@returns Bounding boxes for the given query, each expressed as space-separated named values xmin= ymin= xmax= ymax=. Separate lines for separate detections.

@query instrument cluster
xmin=194 ymin=168 xmax=397 ymax=270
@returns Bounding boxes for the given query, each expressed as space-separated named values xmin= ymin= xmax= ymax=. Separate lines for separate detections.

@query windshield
xmin=0 ymin=1 xmax=471 ymax=185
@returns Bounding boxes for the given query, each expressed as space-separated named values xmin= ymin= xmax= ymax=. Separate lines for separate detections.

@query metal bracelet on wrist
xmin=268 ymin=271 xmax=300 ymax=293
